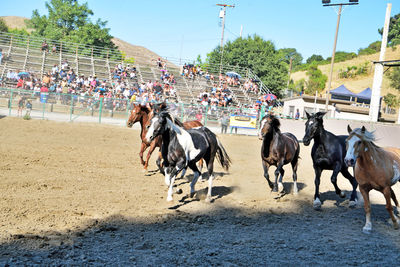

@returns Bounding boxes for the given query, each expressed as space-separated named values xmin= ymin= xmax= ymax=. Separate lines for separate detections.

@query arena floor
xmin=0 ymin=117 xmax=399 ymax=265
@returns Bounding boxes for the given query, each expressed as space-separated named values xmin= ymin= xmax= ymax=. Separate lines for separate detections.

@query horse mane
xmin=266 ymin=114 xmax=281 ymax=133
xmin=352 ymin=127 xmax=381 ymax=155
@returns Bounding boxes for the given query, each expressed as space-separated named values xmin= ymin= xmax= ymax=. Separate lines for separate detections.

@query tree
xmin=28 ymin=0 xmax=117 ymax=51
xmin=389 ymin=67 xmax=400 ymax=91
xmin=383 ymin=93 xmax=399 ymax=108
xmin=358 ymin=41 xmax=382 ymax=56
xmin=205 ymin=35 xmax=287 ymax=96
xmin=0 ymin=18 xmax=9 ymax=33
xmin=278 ymin=48 xmax=303 ymax=70
xmin=379 ymin=13 xmax=400 ymax=46
xmin=305 ymin=64 xmax=327 ymax=95
xmin=306 ymin=54 xmax=324 ymax=64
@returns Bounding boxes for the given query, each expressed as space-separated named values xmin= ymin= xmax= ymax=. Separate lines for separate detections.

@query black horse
xmin=145 ymin=108 xmax=231 ymax=202
xmin=303 ymin=111 xmax=358 ymax=210
xmin=259 ymin=114 xmax=300 ymax=194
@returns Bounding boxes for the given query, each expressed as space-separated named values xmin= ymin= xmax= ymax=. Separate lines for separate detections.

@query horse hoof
xmin=339 ymin=192 xmax=346 ymax=198
xmin=349 ymin=200 xmax=357 ymax=208
xmin=313 ymin=198 xmax=322 ymax=211
xmin=205 ymin=196 xmax=212 ymax=203
xmin=166 ymin=196 xmax=173 ymax=202
xmin=190 ymin=192 xmax=195 ymax=198
xmin=362 ymin=227 xmax=371 ymax=234
xmin=293 ymin=189 xmax=299 ymax=195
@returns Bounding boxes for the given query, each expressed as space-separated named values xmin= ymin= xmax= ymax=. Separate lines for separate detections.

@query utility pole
xmin=369 ymin=3 xmax=391 ymax=122
xmin=217 ymin=4 xmax=235 ymax=79
xmin=322 ymin=0 xmax=358 ymax=116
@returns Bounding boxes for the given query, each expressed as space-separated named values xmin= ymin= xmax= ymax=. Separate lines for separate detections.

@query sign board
xmin=229 ymin=114 xmax=257 ymax=129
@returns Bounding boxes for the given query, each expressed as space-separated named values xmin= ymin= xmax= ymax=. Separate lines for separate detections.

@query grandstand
xmin=0 ymin=31 xmax=279 ymax=108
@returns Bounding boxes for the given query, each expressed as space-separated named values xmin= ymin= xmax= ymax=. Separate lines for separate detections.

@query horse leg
xmin=391 ymin=188 xmax=399 ymax=215
xmin=139 ymin=142 xmax=147 ymax=166
xmin=291 ymin=157 xmax=299 ymax=195
xmin=156 ymin=151 xmax=164 ymax=175
xmin=179 ymin=167 xmax=187 ymax=179
xmin=383 ymin=187 xmax=399 ymax=229
xmin=313 ymin=166 xmax=322 ymax=210
xmin=198 ymin=158 xmax=204 ymax=181
xmin=144 ymin=142 xmax=157 ymax=171
xmin=262 ymin=162 xmax=274 ymax=189
xmin=360 ymin=185 xmax=372 ymax=233
xmin=277 ymin=163 xmax=285 ymax=193
xmin=188 ymin=162 xmax=201 ymax=198
xmin=205 ymin=158 xmax=215 ymax=203
xmin=166 ymin=162 xmax=185 ymax=202
xmin=341 ymin=167 xmax=358 ymax=208
xmin=330 ymin=162 xmax=345 ymax=198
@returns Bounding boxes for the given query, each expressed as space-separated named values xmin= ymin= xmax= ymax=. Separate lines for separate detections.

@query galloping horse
xmin=345 ymin=126 xmax=400 ymax=233
xmin=303 ymin=112 xmax=358 ymax=210
xmin=258 ymin=114 xmax=300 ymax=194
xmin=145 ymin=108 xmax=231 ymax=202
xmin=127 ymin=103 xmax=203 ymax=172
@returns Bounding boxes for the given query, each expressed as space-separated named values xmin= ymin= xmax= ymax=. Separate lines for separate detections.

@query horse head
xmin=145 ymin=110 xmax=171 ymax=143
xmin=258 ymin=114 xmax=280 ymax=140
xmin=303 ymin=111 xmax=325 ymax=146
xmin=345 ymin=125 xmax=374 ymax=167
xmin=127 ymin=104 xmax=151 ymax=128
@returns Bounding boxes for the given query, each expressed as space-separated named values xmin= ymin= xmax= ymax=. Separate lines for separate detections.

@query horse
xmin=345 ymin=125 xmax=400 ymax=233
xmin=258 ymin=114 xmax=300 ymax=194
xmin=127 ymin=103 xmax=163 ymax=171
xmin=144 ymin=108 xmax=231 ymax=202
xmin=126 ymin=103 xmax=203 ymax=173
xmin=303 ymin=111 xmax=358 ymax=210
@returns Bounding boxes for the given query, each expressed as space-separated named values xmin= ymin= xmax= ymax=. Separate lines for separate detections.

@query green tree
xmin=28 ymin=0 xmax=117 ymax=51
xmin=0 ymin=18 xmax=9 ymax=33
xmin=383 ymin=93 xmax=399 ymax=108
xmin=358 ymin=41 xmax=382 ymax=56
xmin=205 ymin=35 xmax=287 ymax=96
xmin=379 ymin=13 xmax=400 ymax=46
xmin=326 ymin=51 xmax=357 ymax=63
xmin=389 ymin=67 xmax=400 ymax=91
xmin=305 ymin=64 xmax=327 ymax=95
xmin=306 ymin=54 xmax=324 ymax=64
xmin=278 ymin=48 xmax=303 ymax=70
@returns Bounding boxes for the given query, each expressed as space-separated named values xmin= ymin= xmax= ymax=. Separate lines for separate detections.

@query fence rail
xmin=0 ymin=88 xmax=272 ymax=129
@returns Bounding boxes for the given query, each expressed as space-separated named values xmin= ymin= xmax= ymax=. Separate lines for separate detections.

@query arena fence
xmin=0 ymin=88 xmax=276 ymax=130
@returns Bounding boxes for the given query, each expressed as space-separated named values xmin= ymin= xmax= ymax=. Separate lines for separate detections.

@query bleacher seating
xmin=0 ymin=31 xmax=279 ymax=108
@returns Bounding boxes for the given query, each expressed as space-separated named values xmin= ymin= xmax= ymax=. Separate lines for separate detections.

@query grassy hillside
xmin=291 ymin=46 xmax=400 ymax=97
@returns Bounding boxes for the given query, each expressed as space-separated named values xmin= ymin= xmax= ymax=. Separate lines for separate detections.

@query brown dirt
xmin=0 ymin=117 xmax=399 ymax=265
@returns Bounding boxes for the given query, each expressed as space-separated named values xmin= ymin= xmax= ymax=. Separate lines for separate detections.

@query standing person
xmin=220 ymin=112 xmax=229 ymax=134
xmin=295 ymin=109 xmax=300 ymax=120
xmin=0 ymin=48 xmax=3 ymax=65
xmin=25 ymin=99 xmax=32 ymax=116
xmin=17 ymin=96 xmax=24 ymax=117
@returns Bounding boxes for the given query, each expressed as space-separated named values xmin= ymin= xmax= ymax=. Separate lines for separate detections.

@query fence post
xmin=99 ymin=97 xmax=104 ymax=123
xmin=9 ymin=88 xmax=13 ymax=116
xmin=69 ymin=95 xmax=74 ymax=121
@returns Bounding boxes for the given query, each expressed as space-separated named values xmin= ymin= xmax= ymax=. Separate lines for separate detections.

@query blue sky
xmin=1 ymin=0 xmax=399 ymax=63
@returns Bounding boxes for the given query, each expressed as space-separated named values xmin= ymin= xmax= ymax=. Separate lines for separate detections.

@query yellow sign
xmin=229 ymin=115 xmax=257 ymax=129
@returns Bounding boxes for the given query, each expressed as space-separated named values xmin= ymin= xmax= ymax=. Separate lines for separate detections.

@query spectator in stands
xmin=41 ymin=40 xmax=49 ymax=53
xmin=51 ymin=44 xmax=57 ymax=54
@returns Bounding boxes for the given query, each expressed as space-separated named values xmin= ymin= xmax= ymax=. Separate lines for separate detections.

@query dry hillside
xmin=291 ymin=46 xmax=400 ymax=97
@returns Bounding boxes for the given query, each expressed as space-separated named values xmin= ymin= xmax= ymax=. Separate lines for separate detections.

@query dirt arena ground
xmin=1 ymin=117 xmax=400 ymax=265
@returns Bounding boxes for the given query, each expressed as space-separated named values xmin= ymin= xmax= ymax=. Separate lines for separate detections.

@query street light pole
xmin=323 ymin=0 xmax=358 ymax=115
xmin=217 ymin=4 xmax=234 ymax=79
xmin=325 ymin=4 xmax=342 ymax=113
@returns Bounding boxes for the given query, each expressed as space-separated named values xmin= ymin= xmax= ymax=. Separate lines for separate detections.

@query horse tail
xmin=216 ymin=137 xmax=231 ymax=171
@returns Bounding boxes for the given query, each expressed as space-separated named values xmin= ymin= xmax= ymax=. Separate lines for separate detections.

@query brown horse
xmin=345 ymin=126 xmax=400 ymax=233
xmin=259 ymin=114 xmax=300 ymax=194
xmin=127 ymin=103 xmax=203 ymax=172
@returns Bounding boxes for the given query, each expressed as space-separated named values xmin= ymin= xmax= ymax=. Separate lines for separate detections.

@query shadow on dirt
xmin=1 ymin=198 xmax=400 ymax=266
